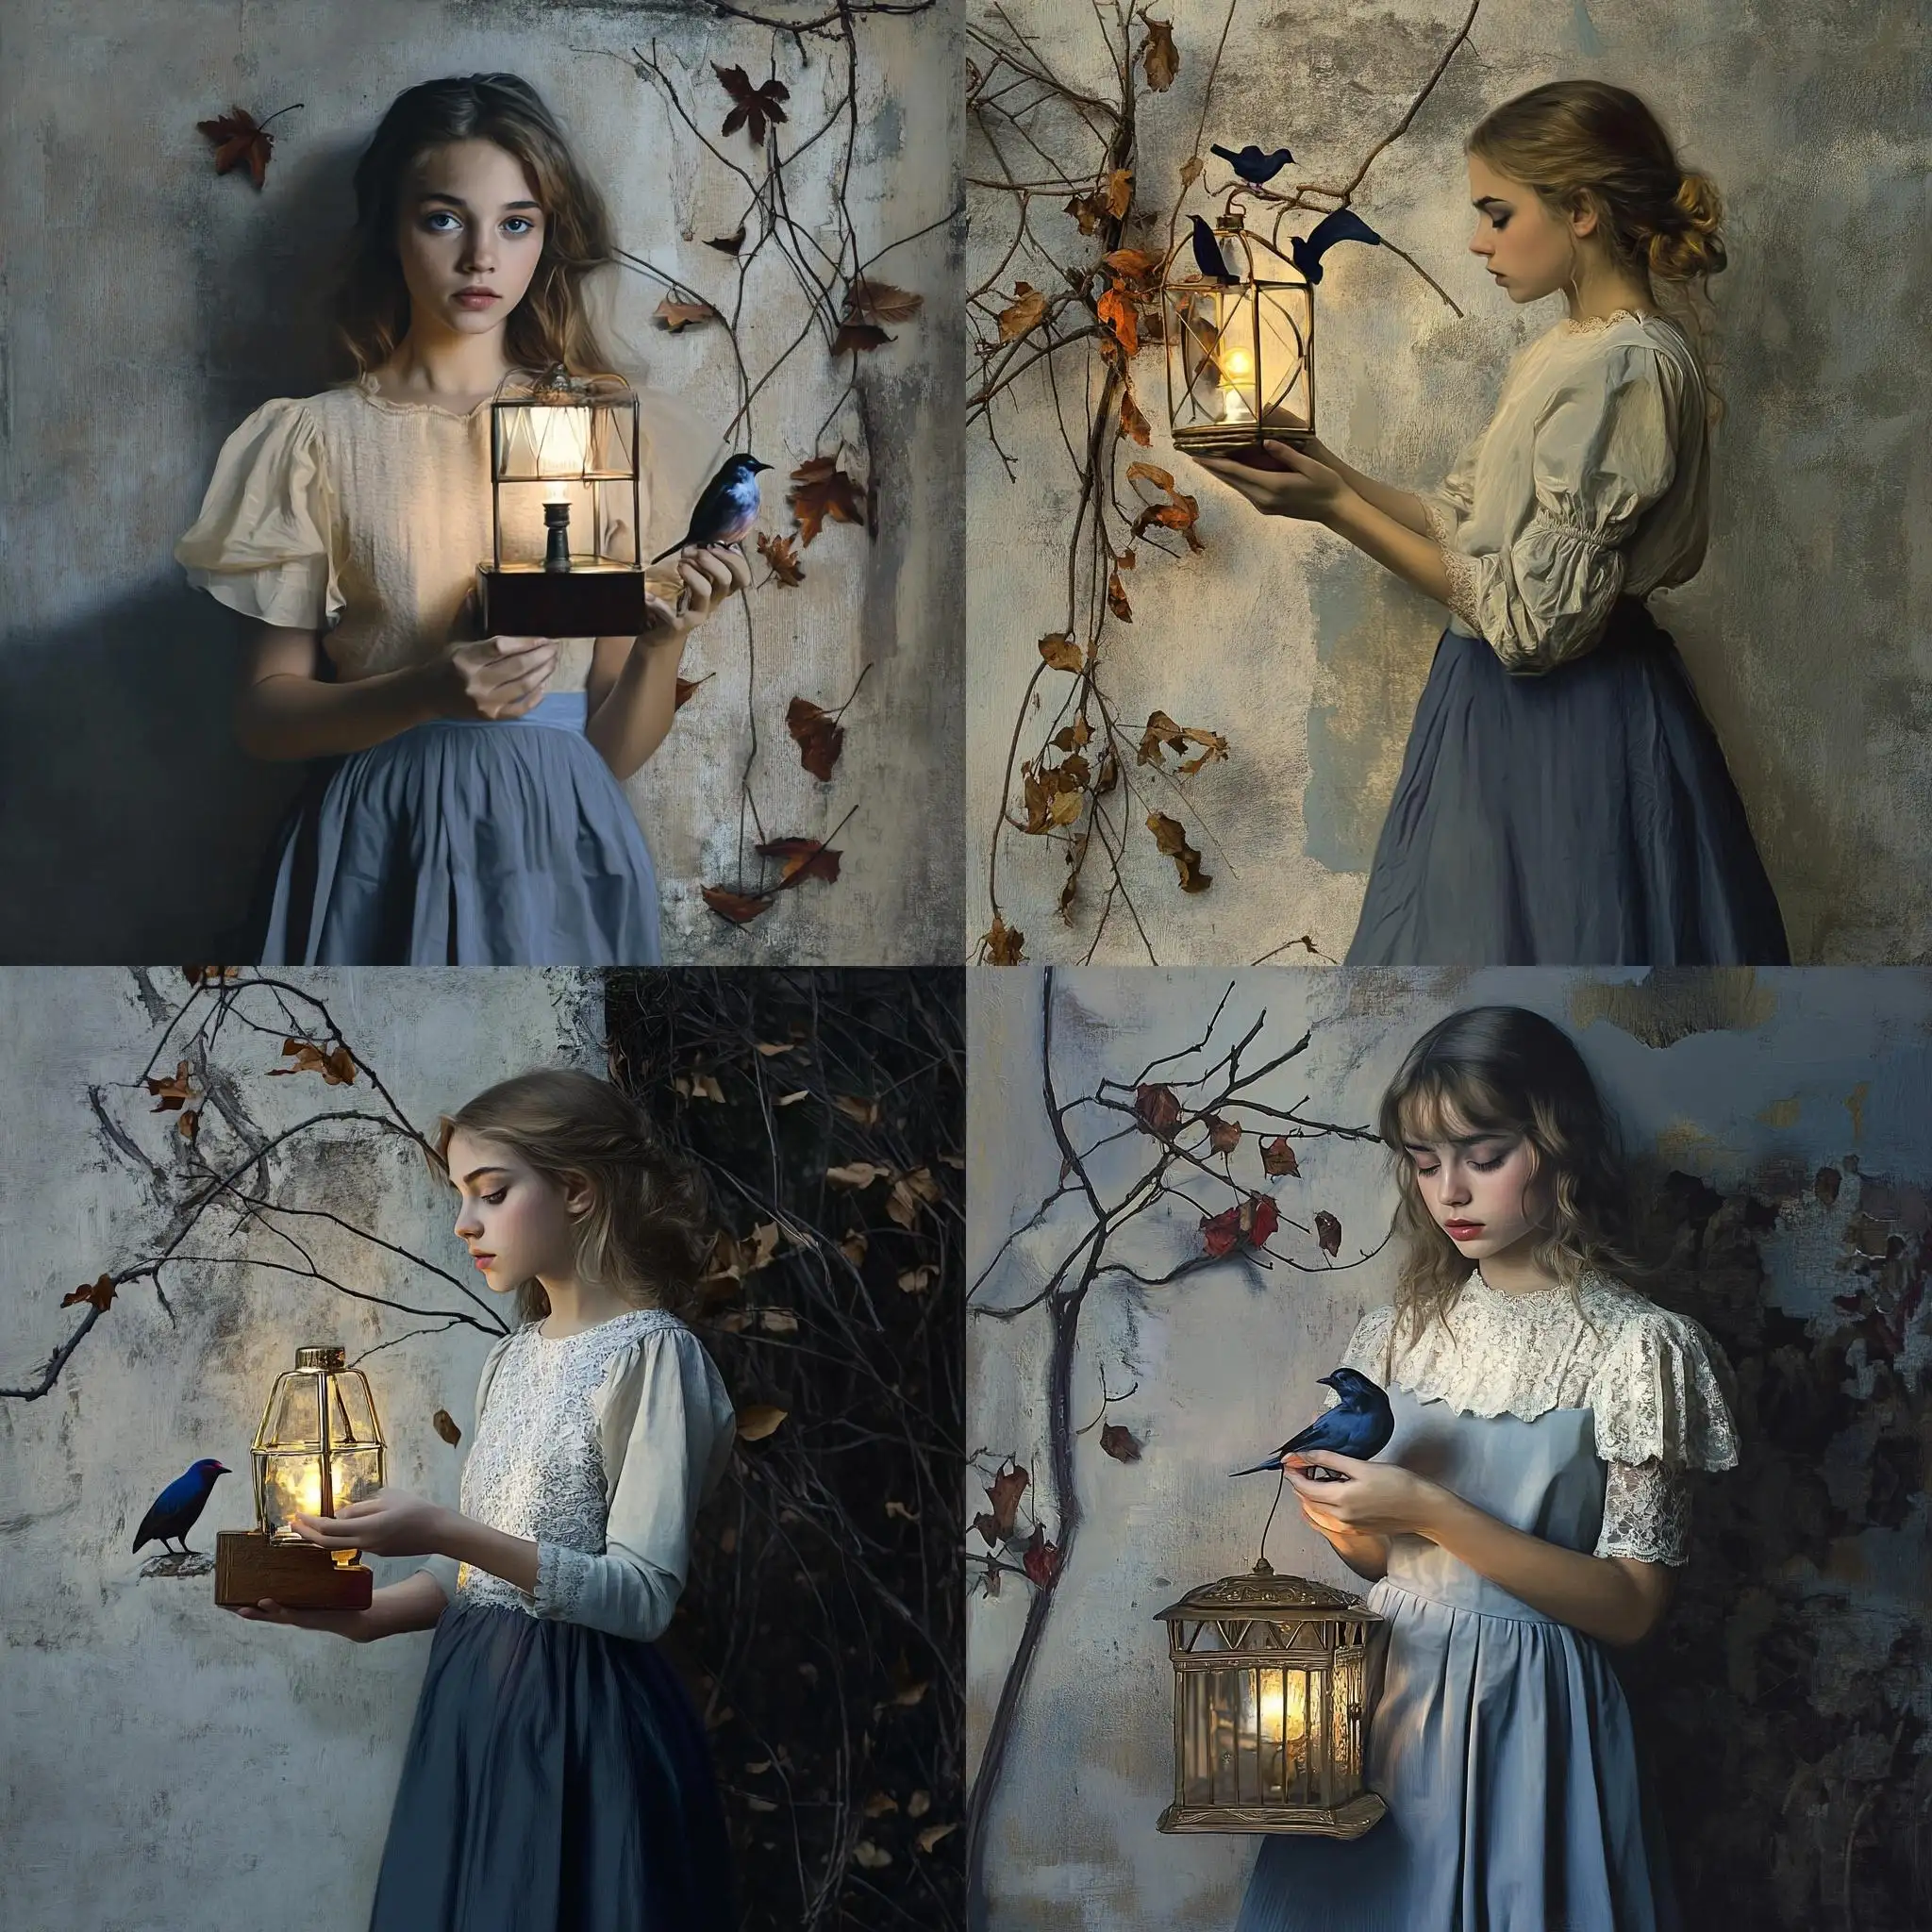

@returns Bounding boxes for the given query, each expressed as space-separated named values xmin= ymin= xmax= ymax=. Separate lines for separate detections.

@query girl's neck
xmin=373 ymin=326 xmax=516 ymax=405
xmin=534 ymin=1275 xmax=641 ymax=1340
xmin=1565 ymin=255 xmax=1654 ymax=325
xmin=1471 ymin=1238 xmax=1560 ymax=1296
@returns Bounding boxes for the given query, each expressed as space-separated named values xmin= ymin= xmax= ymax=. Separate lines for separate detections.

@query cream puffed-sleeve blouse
xmin=1419 ymin=311 xmax=1711 ymax=675
xmin=174 ymin=376 xmax=727 ymax=694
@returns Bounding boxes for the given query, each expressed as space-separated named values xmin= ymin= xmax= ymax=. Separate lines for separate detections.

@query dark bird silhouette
xmin=1230 ymin=1367 xmax=1394 ymax=1478
xmin=648 ymin=454 xmax=773 ymax=564
xmin=1190 ymin=214 xmax=1240 ymax=285
xmin=1288 ymin=207 xmax=1384 ymax=285
xmin=1211 ymin=142 xmax=1294 ymax=186
xmin=133 ymin=1458 xmax=231 ymax=1557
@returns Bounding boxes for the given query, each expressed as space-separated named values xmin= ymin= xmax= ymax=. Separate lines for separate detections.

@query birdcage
xmin=477 ymin=366 xmax=653 ymax=637
xmin=1159 ymin=211 xmax=1316 ymax=455
xmin=213 ymin=1344 xmax=387 ymax=1611
xmin=1156 ymin=1559 xmax=1385 ymax=1836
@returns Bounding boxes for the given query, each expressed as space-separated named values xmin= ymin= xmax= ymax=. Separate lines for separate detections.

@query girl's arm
xmin=1302 ymin=436 xmax=1436 ymax=538
xmin=1291 ymin=1452 xmax=1674 ymax=1647
xmin=225 ymin=1564 xmax=451 ymax=1642
xmin=235 ymin=623 xmax=559 ymax=760
xmin=583 ymin=545 xmax=750 ymax=782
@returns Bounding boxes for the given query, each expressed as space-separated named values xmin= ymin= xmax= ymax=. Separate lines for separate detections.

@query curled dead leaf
xmin=787 ymin=456 xmax=866 ymax=545
xmin=826 ymin=1161 xmax=889 ymax=1188
xmin=832 ymin=320 xmax=893 ymax=356
xmin=1100 ymin=1422 xmax=1142 ymax=1462
xmin=1147 ymin=811 xmax=1211 ymax=891
xmin=1141 ymin=19 xmax=1180 ymax=91
xmin=1315 ymin=1208 xmax=1343 ymax=1257
xmin=785 ymin=697 xmax=844 ymax=780
xmin=654 ymin=297 xmax=718 ymax=332
xmin=917 ymin=1822 xmax=958 ymax=1854
xmin=849 ymin=277 xmax=924 ymax=323
xmin=1038 ymin=632 xmax=1084 ymax=674
xmin=736 ymin=1403 xmax=789 ymax=1442
xmin=1261 ymin=1136 xmax=1301 ymax=1177
xmin=674 ymin=673 xmax=712 ymax=710
xmin=1134 ymin=1083 xmax=1184 ymax=1137
xmin=986 ymin=1462 xmax=1029 ymax=1537
xmin=981 ymin=915 xmax=1026 ymax=964
xmin=431 ymin=1408 xmax=462 ymax=1447
xmin=997 ymin=281 xmax=1049 ymax=341
xmin=1121 ymin=384 xmax=1152 ymax=445
xmin=61 ymin=1273 xmax=118 ymax=1312
xmin=758 ymin=530 xmax=805 ymax=586
xmin=1105 ymin=168 xmax=1134 ymax=219
xmin=702 ymin=886 xmax=774 ymax=925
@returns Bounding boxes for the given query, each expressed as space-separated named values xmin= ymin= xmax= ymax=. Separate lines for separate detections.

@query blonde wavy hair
xmin=334 ymin=74 xmax=617 ymax=379
xmin=1469 ymin=79 xmax=1727 ymax=423
xmin=436 ymin=1069 xmax=710 ymax=1327
xmin=1372 ymin=1007 xmax=1644 ymax=1372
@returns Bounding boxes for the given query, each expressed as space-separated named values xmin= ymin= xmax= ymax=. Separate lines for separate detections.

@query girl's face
xmin=395 ymin=139 xmax=548 ymax=341
xmin=447 ymin=1128 xmax=589 ymax=1293
xmin=1400 ymin=1102 xmax=1547 ymax=1263
xmin=1466 ymin=151 xmax=1595 ymax=305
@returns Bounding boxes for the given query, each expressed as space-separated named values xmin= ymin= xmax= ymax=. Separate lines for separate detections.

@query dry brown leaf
xmin=1038 ymin=632 xmax=1084 ymax=674
xmin=776 ymin=1090 xmax=810 ymax=1107
xmin=1107 ymin=570 xmax=1133 ymax=622
xmin=1106 ymin=168 xmax=1134 ymax=218
xmin=1101 ymin=1422 xmax=1142 ymax=1462
xmin=757 ymin=837 xmax=841 ymax=890
xmin=787 ymin=456 xmax=866 ymax=545
xmin=785 ymin=697 xmax=844 ymax=780
xmin=432 ymin=1408 xmax=462 ymax=1447
xmin=852 ymin=1842 xmax=892 ymax=1870
xmin=1141 ymin=18 xmax=1180 ymax=91
xmin=1147 ymin=811 xmax=1211 ymax=891
xmin=702 ymin=886 xmax=774 ymax=924
xmin=832 ymin=320 xmax=893 ymax=356
xmin=736 ymin=1404 xmax=789 ymax=1442
xmin=674 ymin=673 xmax=712 ymax=710
xmin=1261 ymin=1136 xmax=1302 ymax=1177
xmin=884 ymin=1499 xmax=919 ymax=1522
xmin=758 ymin=530 xmax=805 ymax=586
xmin=850 ymin=277 xmax=924 ymax=323
xmin=1064 ymin=191 xmax=1107 ymax=234
xmin=60 ymin=1273 xmax=118 ymax=1311
xmin=896 ymin=1264 xmax=936 ymax=1293
xmin=654 ymin=297 xmax=718 ymax=332
xmin=917 ymin=1822 xmax=957 ymax=1854
xmin=833 ymin=1094 xmax=882 ymax=1126
xmin=269 ymin=1039 xmax=357 ymax=1085
xmin=1121 ymin=384 xmax=1152 ymax=445
xmin=758 ymin=1307 xmax=799 ymax=1334
xmin=196 ymin=103 xmax=300 ymax=191
xmin=706 ymin=225 xmax=747 ymax=254
xmin=1206 ymin=1114 xmax=1241 ymax=1154
xmin=863 ymin=1790 xmax=899 ymax=1818
xmin=754 ymin=1041 xmax=795 ymax=1058
xmin=1180 ymin=155 xmax=1205 ymax=190
xmin=841 ymin=1230 xmax=870 ymax=1264
xmin=981 ymin=915 xmax=1026 ymax=964
xmin=827 ymin=1161 xmax=889 ymax=1188
xmin=997 ymin=282 xmax=1049 ymax=341
xmin=715 ymin=63 xmax=790 ymax=146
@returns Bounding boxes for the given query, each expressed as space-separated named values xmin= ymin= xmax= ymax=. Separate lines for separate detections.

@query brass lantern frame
xmin=477 ymin=365 xmax=650 ymax=638
xmin=1159 ymin=204 xmax=1317 ymax=456
xmin=1156 ymin=1559 xmax=1386 ymax=1838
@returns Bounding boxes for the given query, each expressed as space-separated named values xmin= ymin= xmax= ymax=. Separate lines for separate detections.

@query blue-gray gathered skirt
xmin=258 ymin=692 xmax=661 ymax=965
xmin=368 ymin=1594 xmax=734 ymax=1932
xmin=1344 ymin=599 xmax=1790 ymax=966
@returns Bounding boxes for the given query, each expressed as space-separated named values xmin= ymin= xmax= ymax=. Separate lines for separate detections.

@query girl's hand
xmin=225 ymin=1598 xmax=383 ymax=1642
xmin=1285 ymin=1452 xmax=1445 ymax=1540
xmin=425 ymin=635 xmax=558 ymax=721
xmin=641 ymin=543 xmax=753 ymax=642
xmin=289 ymin=1488 xmax=451 ymax=1559
xmin=1194 ymin=438 xmax=1352 ymax=525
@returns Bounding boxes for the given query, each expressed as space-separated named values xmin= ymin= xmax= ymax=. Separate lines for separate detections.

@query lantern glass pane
xmin=327 ymin=1373 xmax=377 ymax=1444
xmin=259 ymin=1450 xmax=326 ymax=1536
xmin=266 ymin=1374 xmax=320 ymax=1447
xmin=1241 ymin=1665 xmax=1315 ymax=1804
xmin=331 ymin=1443 xmax=385 ymax=1506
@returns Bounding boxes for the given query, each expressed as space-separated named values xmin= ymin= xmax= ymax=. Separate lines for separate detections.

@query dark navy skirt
xmin=368 ymin=1595 xmax=733 ymax=1932
xmin=258 ymin=692 xmax=661 ymax=965
xmin=1345 ymin=599 xmax=1790 ymax=966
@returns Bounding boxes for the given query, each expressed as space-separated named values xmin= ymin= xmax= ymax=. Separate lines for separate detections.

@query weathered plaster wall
xmin=0 ymin=0 xmax=961 ymax=964
xmin=967 ymin=966 xmax=1932 ymax=1929
xmin=966 ymin=0 xmax=1932 ymax=964
xmin=0 ymin=968 xmax=597 ymax=1931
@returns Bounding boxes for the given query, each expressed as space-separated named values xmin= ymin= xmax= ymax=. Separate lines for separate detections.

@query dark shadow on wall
xmin=0 ymin=140 xmax=363 ymax=962
xmin=1621 ymin=1160 xmax=1932 ymax=1930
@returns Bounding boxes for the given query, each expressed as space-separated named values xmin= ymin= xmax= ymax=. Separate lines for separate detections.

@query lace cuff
xmin=532 ymin=1539 xmax=593 ymax=1622
xmin=1594 ymin=1458 xmax=1693 ymax=1566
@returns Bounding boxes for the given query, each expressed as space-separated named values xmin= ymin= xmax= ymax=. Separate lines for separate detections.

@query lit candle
xmin=1220 ymin=347 xmax=1255 ymax=424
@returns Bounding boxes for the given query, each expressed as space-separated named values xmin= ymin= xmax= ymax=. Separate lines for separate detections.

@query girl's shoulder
xmin=1576 ymin=1271 xmax=1740 ymax=1471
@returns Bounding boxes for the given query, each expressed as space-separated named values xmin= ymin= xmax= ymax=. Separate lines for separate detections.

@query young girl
xmin=1235 ymin=1005 xmax=1740 ymax=1932
xmin=1199 ymin=80 xmax=1789 ymax=967
xmin=175 ymin=75 xmax=750 ymax=966
xmin=225 ymin=1068 xmax=738 ymax=1931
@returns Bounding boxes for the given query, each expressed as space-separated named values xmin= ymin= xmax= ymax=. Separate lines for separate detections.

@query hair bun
xmin=1648 ymin=169 xmax=1725 ymax=281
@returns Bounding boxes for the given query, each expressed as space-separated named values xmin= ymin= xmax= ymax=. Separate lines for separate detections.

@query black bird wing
xmin=1302 ymin=207 xmax=1383 ymax=264
xmin=649 ymin=461 xmax=738 ymax=564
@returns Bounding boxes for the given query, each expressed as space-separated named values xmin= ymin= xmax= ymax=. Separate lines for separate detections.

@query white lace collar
xmin=1555 ymin=307 xmax=1665 ymax=337
xmin=1341 ymin=1267 xmax=1740 ymax=1470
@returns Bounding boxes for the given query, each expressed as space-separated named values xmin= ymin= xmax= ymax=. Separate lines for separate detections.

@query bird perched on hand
xmin=647 ymin=453 xmax=773 ymax=564
xmin=1288 ymin=207 xmax=1384 ymax=284
xmin=1190 ymin=214 xmax=1240 ymax=286
xmin=133 ymin=1458 xmax=231 ymax=1557
xmin=1230 ymin=1367 xmax=1394 ymax=1479
xmin=1211 ymin=142 xmax=1294 ymax=186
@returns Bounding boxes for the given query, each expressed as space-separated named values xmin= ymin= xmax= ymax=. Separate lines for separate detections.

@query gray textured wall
xmin=0 ymin=967 xmax=597 ymax=1931
xmin=966 ymin=966 xmax=1932 ymax=1929
xmin=966 ymin=0 xmax=1932 ymax=964
xmin=0 ymin=0 xmax=961 ymax=964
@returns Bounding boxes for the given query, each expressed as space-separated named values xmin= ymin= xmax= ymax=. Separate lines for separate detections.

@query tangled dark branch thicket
xmin=608 ymin=967 xmax=965 ymax=1932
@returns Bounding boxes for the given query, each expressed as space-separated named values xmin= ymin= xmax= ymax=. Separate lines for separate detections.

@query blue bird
xmin=648 ymin=453 xmax=773 ymax=564
xmin=1229 ymin=1367 xmax=1394 ymax=1478
xmin=1288 ymin=207 xmax=1384 ymax=285
xmin=133 ymin=1458 xmax=231 ymax=1557
xmin=1211 ymin=142 xmax=1294 ymax=186
xmin=1190 ymin=214 xmax=1240 ymax=285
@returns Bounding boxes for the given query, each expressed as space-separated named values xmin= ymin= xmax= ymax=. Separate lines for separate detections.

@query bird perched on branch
xmin=1288 ymin=207 xmax=1384 ymax=285
xmin=648 ymin=453 xmax=773 ymax=564
xmin=1230 ymin=1367 xmax=1394 ymax=1479
xmin=133 ymin=1458 xmax=231 ymax=1557
xmin=1211 ymin=142 xmax=1294 ymax=186
xmin=1190 ymin=214 xmax=1241 ymax=286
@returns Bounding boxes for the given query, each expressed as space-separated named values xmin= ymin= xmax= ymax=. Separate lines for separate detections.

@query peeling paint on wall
xmin=1570 ymin=966 xmax=1779 ymax=1047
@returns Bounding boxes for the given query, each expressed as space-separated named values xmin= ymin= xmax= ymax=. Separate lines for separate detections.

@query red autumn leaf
xmin=786 ymin=697 xmax=845 ymax=780
xmin=1315 ymin=1209 xmax=1343 ymax=1257
xmin=703 ymin=886 xmax=774 ymax=924
xmin=61 ymin=1273 xmax=118 ymax=1311
xmin=1202 ymin=1193 xmax=1280 ymax=1257
xmin=675 ymin=673 xmax=712 ymax=710
xmin=195 ymin=103 xmax=300 ymax=191
xmin=654 ymin=297 xmax=719 ymax=332
xmin=1205 ymin=1115 xmax=1241 ymax=1155
xmin=986 ymin=1463 xmax=1029 ymax=1538
xmin=1250 ymin=1195 xmax=1281 ymax=1247
xmin=146 ymin=1060 xmax=194 ymax=1111
xmin=1021 ymin=1523 xmax=1063 ymax=1589
xmin=1100 ymin=1422 xmax=1142 ymax=1462
xmin=1135 ymin=1083 xmax=1184 ymax=1137
xmin=1201 ymin=1202 xmax=1241 ymax=1257
xmin=268 ymin=1039 xmax=356 ymax=1085
xmin=832 ymin=320 xmax=893 ymax=356
xmin=1261 ymin=1136 xmax=1301 ymax=1177
xmin=757 ymin=838 xmax=841 ymax=888
xmin=756 ymin=531 xmax=805 ymax=587
xmin=981 ymin=916 xmax=1026 ymax=964
xmin=848 ymin=278 xmax=924 ymax=323
xmin=788 ymin=457 xmax=866 ymax=546
xmin=715 ymin=64 xmax=791 ymax=147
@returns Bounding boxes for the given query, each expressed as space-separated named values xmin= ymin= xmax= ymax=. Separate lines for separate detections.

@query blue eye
xmin=503 ymin=216 xmax=536 ymax=235
xmin=425 ymin=211 xmax=460 ymax=232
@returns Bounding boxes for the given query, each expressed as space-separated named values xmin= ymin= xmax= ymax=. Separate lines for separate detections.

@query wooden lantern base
xmin=1171 ymin=424 xmax=1316 ymax=459
xmin=1158 ymin=1790 xmax=1386 ymax=1838
xmin=214 ymin=1531 xmax=372 ymax=1610
xmin=477 ymin=562 xmax=652 ymax=639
